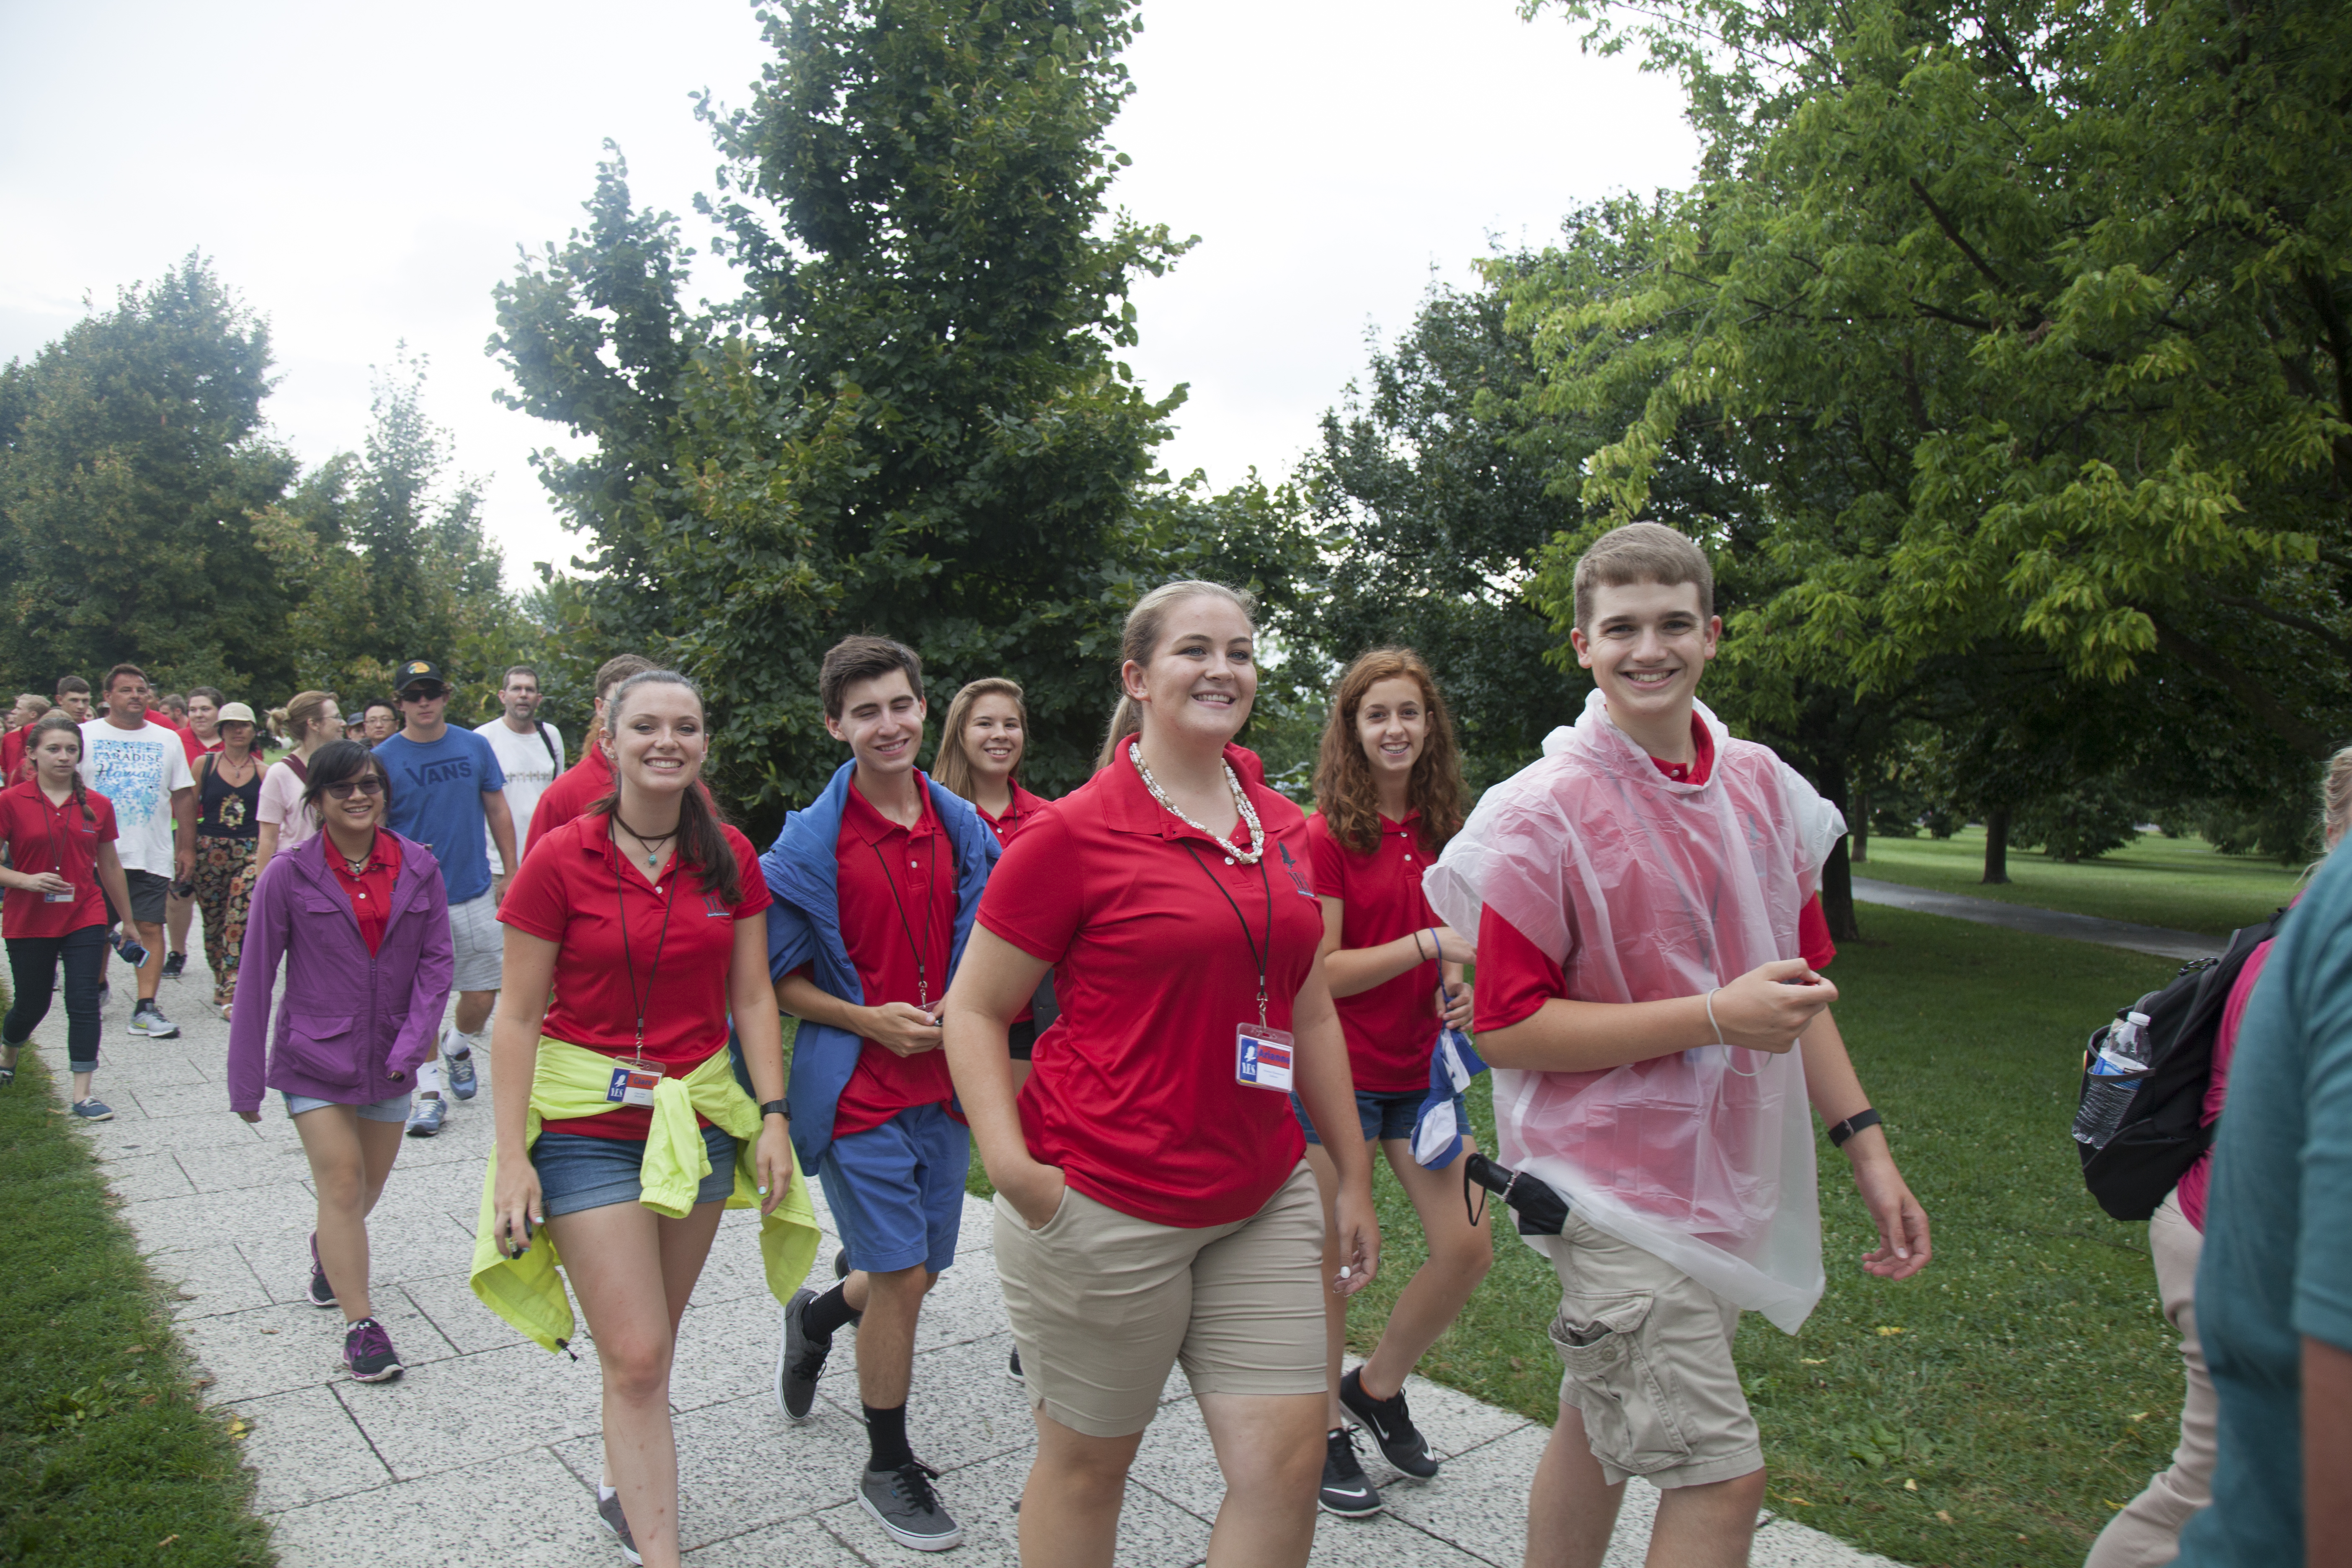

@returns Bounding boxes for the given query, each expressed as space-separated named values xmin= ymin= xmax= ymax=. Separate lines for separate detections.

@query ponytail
xmin=1091 ymin=579 xmax=1259 ymax=775
xmin=593 ymin=670 xmax=740 ymax=904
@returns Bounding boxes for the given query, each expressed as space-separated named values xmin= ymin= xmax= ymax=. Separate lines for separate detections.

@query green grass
xmin=1856 ymin=826 xmax=2306 ymax=939
xmin=1339 ymin=908 xmax=2184 ymax=1568
xmin=0 ymin=1054 xmax=273 ymax=1567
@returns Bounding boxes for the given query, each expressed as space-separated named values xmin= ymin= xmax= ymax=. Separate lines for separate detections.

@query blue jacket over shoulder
xmin=761 ymin=761 xmax=1000 ymax=1166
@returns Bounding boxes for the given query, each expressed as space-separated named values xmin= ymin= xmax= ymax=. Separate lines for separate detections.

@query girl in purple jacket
xmin=230 ymin=741 xmax=453 ymax=1382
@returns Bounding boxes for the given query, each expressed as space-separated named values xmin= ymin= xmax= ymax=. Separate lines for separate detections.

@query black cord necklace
xmin=609 ymin=810 xmax=679 ymax=874
xmin=869 ymin=835 xmax=943 ymax=1010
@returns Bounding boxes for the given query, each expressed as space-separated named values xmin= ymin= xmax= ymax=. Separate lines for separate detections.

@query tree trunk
xmin=1851 ymin=789 xmax=1871 ymax=864
xmin=1820 ymin=835 xmax=1861 ymax=942
xmin=1983 ymin=808 xmax=2012 ymax=884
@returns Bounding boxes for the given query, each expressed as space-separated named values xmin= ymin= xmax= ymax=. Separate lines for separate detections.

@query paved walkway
xmin=1850 ymin=876 xmax=2220 ymax=962
xmin=36 ymin=949 xmax=1893 ymax=1567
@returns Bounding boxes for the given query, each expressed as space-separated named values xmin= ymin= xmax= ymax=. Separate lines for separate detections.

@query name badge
xmin=44 ymin=889 xmax=74 ymax=903
xmin=606 ymin=1058 xmax=665 ymax=1108
xmin=1235 ymin=1024 xmax=1295 ymax=1093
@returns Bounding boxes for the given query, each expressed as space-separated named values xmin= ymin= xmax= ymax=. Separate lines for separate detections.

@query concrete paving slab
xmin=681 ymin=1513 xmax=880 ymax=1568
xmin=341 ymin=1338 xmax=608 ymax=1480
xmin=170 ymin=1138 xmax=319 ymax=1194
xmin=155 ymin=1242 xmax=275 ymax=1321
xmin=176 ymin=1292 xmax=461 ymax=1404
xmin=1850 ymin=876 xmax=2220 ymax=961
xmin=905 ymin=1447 xmax=1212 ymax=1567
xmin=399 ymin=1272 xmax=535 ymax=1356
xmin=95 ymin=1149 xmax=198 ymax=1202
xmin=226 ymin=1383 xmax=396 ymax=1512
xmin=265 ymin=1446 xmax=609 ymax=1567
xmin=815 ymin=1332 xmax=1034 ymax=1473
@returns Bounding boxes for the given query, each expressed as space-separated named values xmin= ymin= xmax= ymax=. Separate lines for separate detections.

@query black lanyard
xmin=614 ymin=837 xmax=677 ymax=1056
xmin=870 ymin=836 xmax=943 ymax=1010
xmin=1180 ymin=839 xmax=1275 ymax=1026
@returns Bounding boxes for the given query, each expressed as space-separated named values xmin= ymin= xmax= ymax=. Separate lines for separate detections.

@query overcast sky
xmin=0 ymin=0 xmax=1696 ymax=588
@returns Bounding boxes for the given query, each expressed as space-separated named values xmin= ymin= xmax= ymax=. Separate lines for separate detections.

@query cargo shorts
xmin=1544 ymin=1211 xmax=1764 ymax=1488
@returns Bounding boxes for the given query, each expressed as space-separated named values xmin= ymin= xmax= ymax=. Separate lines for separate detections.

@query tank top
xmin=196 ymin=755 xmax=263 ymax=839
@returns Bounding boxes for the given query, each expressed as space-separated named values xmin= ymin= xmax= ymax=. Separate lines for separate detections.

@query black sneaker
xmin=834 ymin=1248 xmax=850 ymax=1280
xmin=1341 ymin=1365 xmax=1440 ymax=1479
xmin=307 ymin=1233 xmax=337 ymax=1309
xmin=1008 ymin=1345 xmax=1024 ymax=1384
xmin=595 ymin=1487 xmax=642 ymax=1566
xmin=161 ymin=951 xmax=186 ymax=980
xmin=858 ymin=1459 xmax=962 ymax=1551
xmin=776 ymin=1289 xmax=831 ymax=1422
xmin=342 ymin=1318 xmax=403 ymax=1382
xmin=1318 ymin=1426 xmax=1385 ymax=1517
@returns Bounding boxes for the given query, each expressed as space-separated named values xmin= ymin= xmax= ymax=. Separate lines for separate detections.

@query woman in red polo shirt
xmin=0 ymin=712 xmax=135 ymax=1114
xmin=489 ymin=670 xmax=790 ymax=1568
xmin=943 ymin=580 xmax=1380 ymax=1567
xmin=931 ymin=677 xmax=1055 ymax=1070
xmin=1296 ymin=646 xmax=1491 ymax=1513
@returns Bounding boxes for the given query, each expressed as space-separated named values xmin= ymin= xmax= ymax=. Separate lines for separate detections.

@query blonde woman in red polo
xmin=944 ymin=580 xmax=1380 ymax=1568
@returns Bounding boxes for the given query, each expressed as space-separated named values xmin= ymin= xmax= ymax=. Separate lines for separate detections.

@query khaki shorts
xmin=1545 ymin=1212 xmax=1762 ymax=1488
xmin=993 ymin=1162 xmax=1326 ymax=1438
xmin=448 ymin=893 xmax=502 ymax=993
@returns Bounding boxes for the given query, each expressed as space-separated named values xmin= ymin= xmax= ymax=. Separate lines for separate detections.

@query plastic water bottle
xmin=2073 ymin=1009 xmax=2154 ymax=1148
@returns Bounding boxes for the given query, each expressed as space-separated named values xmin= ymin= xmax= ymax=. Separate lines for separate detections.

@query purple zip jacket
xmin=228 ymin=830 xmax=455 ymax=1114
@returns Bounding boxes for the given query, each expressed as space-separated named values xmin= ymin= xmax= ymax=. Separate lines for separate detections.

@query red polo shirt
xmin=1308 ymin=810 xmax=1448 ymax=1094
xmin=825 ymin=774 xmax=964 ymax=1139
xmin=977 ymin=782 xmax=1052 ymax=849
xmin=977 ymin=740 xmax=1325 ymax=1228
xmin=1 ymin=729 xmax=26 ymax=786
xmin=524 ymin=745 xmax=615 ymax=852
xmin=0 ymin=780 xmax=118 ymax=939
xmin=328 ymin=834 xmax=404 ymax=955
xmin=499 ymin=811 xmax=771 ymax=1139
xmin=1473 ymin=716 xmax=1836 ymax=1033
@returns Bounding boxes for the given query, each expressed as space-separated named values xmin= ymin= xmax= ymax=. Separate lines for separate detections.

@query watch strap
xmin=759 ymin=1099 xmax=790 ymax=1121
xmin=1827 ymin=1106 xmax=1882 ymax=1148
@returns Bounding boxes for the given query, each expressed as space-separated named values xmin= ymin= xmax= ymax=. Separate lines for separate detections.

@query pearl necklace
xmin=1129 ymin=740 xmax=1266 ymax=864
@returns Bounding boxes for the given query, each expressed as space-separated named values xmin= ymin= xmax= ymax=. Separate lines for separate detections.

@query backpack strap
xmin=537 ymin=722 xmax=560 ymax=774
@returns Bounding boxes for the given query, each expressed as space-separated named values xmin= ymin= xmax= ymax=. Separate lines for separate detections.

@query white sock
xmin=454 ymin=1024 xmax=485 ymax=1057
xmin=598 ymin=1483 xmax=616 ymax=1501
xmin=415 ymin=1059 xmax=442 ymax=1096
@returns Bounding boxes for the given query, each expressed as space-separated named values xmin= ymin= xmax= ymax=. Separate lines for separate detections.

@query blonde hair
xmin=2325 ymin=745 xmax=2352 ymax=849
xmin=1573 ymin=521 xmax=1714 ymax=629
xmin=1313 ymin=647 xmax=1467 ymax=857
xmin=12 ymin=693 xmax=50 ymax=722
xmin=934 ymin=678 xmax=1028 ymax=801
xmin=269 ymin=690 xmax=338 ymax=746
xmin=1094 ymin=580 xmax=1259 ymax=772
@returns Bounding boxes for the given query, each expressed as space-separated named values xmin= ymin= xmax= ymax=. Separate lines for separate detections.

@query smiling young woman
xmin=943 ymin=579 xmax=1380 ymax=1568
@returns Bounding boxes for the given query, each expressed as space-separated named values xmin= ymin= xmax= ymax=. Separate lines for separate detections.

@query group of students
xmin=5 ymin=526 xmax=1949 ymax=1568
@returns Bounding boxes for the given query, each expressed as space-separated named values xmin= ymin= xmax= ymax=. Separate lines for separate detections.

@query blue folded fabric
xmin=1412 ymin=984 xmax=1488 ymax=1168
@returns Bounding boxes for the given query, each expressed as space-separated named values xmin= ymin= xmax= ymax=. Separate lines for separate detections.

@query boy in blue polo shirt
xmin=762 ymin=636 xmax=998 ymax=1555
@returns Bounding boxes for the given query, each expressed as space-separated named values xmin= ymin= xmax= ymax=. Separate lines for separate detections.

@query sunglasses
xmin=323 ymin=777 xmax=385 ymax=800
xmin=400 ymin=685 xmax=448 ymax=701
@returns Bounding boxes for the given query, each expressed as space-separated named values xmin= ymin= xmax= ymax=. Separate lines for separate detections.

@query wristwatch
xmin=759 ymin=1099 xmax=790 ymax=1122
xmin=1827 ymin=1107 xmax=1882 ymax=1148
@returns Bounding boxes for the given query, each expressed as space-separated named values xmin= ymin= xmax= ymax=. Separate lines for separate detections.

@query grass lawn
xmin=1855 ymin=826 xmax=2305 ymax=939
xmin=0 ymin=1053 xmax=273 ymax=1568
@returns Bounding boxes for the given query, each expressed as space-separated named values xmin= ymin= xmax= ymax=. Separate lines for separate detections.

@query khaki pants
xmin=2086 ymin=1189 xmax=2213 ymax=1568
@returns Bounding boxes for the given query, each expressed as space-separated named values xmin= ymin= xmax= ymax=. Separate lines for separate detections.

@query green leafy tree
xmin=494 ymin=1 xmax=1301 ymax=822
xmin=0 ymin=255 xmax=299 ymax=696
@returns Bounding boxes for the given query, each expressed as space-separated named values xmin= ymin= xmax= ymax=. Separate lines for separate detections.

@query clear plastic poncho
xmin=1423 ymin=689 xmax=1846 ymax=1332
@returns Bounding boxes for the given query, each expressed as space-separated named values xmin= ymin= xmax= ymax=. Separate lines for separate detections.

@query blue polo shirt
xmin=375 ymin=728 xmax=505 ymax=904
xmin=2177 ymin=846 xmax=2352 ymax=1565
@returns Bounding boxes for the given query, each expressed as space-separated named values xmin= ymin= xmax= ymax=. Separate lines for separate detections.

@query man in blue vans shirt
xmin=2175 ymin=837 xmax=2352 ymax=1567
xmin=374 ymin=659 xmax=516 ymax=1137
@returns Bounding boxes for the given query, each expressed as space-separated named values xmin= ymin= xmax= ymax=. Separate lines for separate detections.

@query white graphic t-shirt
xmin=78 ymin=720 xmax=196 ymax=877
xmin=474 ymin=718 xmax=565 ymax=874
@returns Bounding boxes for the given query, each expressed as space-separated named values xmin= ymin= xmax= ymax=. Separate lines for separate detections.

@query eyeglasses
xmin=323 ymin=778 xmax=385 ymax=800
xmin=400 ymin=685 xmax=448 ymax=701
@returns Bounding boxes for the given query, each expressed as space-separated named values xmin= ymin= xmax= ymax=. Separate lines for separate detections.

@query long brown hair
xmin=1313 ymin=647 xmax=1467 ymax=857
xmin=934 ymin=678 xmax=1027 ymax=802
xmin=1094 ymin=580 xmax=1259 ymax=772
xmin=27 ymin=710 xmax=95 ymax=824
xmin=593 ymin=670 xmax=741 ymax=904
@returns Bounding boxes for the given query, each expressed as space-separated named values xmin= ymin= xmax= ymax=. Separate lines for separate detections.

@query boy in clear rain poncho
xmin=1423 ymin=524 xmax=1931 ymax=1568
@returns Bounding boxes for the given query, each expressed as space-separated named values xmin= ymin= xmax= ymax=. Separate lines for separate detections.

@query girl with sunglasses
xmin=230 ymin=741 xmax=453 ymax=1383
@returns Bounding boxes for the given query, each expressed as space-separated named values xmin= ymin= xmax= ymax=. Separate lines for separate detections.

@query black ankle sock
xmin=802 ymin=1282 xmax=859 ymax=1339
xmin=864 ymin=1402 xmax=914 ymax=1472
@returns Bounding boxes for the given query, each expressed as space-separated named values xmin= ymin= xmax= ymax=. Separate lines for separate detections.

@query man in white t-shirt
xmin=472 ymin=665 xmax=565 ymax=882
xmin=78 ymin=664 xmax=195 ymax=1039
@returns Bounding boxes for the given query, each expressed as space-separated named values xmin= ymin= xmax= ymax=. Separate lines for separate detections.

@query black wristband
xmin=1828 ymin=1107 xmax=1882 ymax=1148
xmin=759 ymin=1099 xmax=790 ymax=1122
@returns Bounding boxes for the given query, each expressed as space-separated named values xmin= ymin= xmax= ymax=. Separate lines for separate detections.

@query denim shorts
xmin=531 ymin=1122 xmax=738 ymax=1218
xmin=285 ymin=1088 xmax=413 ymax=1123
xmin=1292 ymin=1087 xmax=1424 ymax=1146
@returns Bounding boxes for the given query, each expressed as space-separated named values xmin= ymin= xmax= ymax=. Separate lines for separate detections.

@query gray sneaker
xmin=444 ymin=1047 xmax=478 ymax=1101
xmin=404 ymin=1094 xmax=445 ymax=1137
xmin=776 ymin=1289 xmax=830 ymax=1422
xmin=858 ymin=1460 xmax=962 ymax=1552
xmin=595 ymin=1488 xmax=642 ymax=1565
xmin=126 ymin=1001 xmax=178 ymax=1039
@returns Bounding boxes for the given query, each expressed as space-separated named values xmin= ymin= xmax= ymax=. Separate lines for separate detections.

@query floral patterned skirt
xmin=192 ymin=836 xmax=258 ymax=1006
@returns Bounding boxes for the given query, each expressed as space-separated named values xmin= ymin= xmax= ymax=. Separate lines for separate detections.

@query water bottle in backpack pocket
xmin=2073 ymin=1004 xmax=2156 ymax=1149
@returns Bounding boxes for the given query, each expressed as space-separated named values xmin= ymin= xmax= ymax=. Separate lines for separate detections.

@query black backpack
xmin=2077 ymin=912 xmax=2286 ymax=1221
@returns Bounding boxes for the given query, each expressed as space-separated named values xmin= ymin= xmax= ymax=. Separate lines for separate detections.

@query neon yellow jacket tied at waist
xmin=469 ymin=1036 xmax=821 ymax=1353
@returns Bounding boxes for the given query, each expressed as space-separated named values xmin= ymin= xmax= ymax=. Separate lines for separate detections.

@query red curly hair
xmin=1313 ymin=647 xmax=1467 ymax=858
